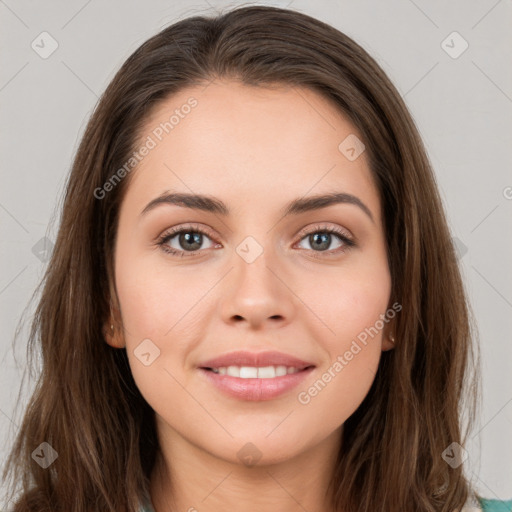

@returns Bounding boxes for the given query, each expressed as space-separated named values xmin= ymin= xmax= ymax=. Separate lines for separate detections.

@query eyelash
xmin=156 ymin=223 xmax=356 ymax=259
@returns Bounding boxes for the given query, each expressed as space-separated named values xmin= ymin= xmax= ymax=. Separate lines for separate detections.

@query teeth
xmin=227 ymin=366 xmax=239 ymax=377
xmin=257 ymin=366 xmax=276 ymax=378
xmin=276 ymin=366 xmax=288 ymax=377
xmin=210 ymin=365 xmax=304 ymax=378
xmin=239 ymin=366 xmax=258 ymax=378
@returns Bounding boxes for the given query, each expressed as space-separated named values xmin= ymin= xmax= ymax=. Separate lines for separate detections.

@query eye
xmin=294 ymin=224 xmax=356 ymax=258
xmin=156 ymin=223 xmax=356 ymax=259
xmin=156 ymin=224 xmax=219 ymax=258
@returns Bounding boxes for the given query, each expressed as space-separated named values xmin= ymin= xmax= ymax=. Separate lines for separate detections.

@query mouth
xmin=201 ymin=364 xmax=314 ymax=378
xmin=198 ymin=365 xmax=316 ymax=401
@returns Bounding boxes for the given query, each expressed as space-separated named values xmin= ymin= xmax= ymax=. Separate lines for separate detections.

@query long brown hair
xmin=2 ymin=5 xmax=481 ymax=511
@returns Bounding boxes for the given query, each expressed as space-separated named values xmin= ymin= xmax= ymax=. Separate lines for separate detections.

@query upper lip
xmin=198 ymin=350 xmax=316 ymax=370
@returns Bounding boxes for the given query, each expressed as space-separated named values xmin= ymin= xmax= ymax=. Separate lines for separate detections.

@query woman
xmin=2 ymin=5 xmax=510 ymax=512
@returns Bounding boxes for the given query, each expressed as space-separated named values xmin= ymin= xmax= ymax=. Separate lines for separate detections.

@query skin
xmin=105 ymin=79 xmax=395 ymax=512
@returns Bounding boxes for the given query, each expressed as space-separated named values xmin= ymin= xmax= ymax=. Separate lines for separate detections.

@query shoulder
xmin=476 ymin=497 xmax=512 ymax=511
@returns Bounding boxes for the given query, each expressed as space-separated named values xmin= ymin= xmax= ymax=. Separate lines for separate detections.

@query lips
xmin=198 ymin=350 xmax=315 ymax=371
xmin=197 ymin=350 xmax=316 ymax=401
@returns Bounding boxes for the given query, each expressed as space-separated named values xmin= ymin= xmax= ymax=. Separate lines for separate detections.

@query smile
xmin=207 ymin=365 xmax=306 ymax=378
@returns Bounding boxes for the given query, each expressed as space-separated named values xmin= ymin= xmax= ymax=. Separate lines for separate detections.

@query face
xmin=108 ymin=80 xmax=394 ymax=466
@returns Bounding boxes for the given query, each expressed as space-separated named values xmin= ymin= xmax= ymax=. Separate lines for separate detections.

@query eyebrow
xmin=140 ymin=191 xmax=374 ymax=223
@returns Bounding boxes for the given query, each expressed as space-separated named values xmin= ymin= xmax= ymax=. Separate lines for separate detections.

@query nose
xmin=219 ymin=250 xmax=296 ymax=330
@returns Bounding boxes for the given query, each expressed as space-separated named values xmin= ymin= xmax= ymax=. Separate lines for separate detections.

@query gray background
xmin=1 ymin=0 xmax=511 ymax=506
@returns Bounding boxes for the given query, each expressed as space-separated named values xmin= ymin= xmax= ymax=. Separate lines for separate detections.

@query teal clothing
xmin=139 ymin=497 xmax=512 ymax=511
xmin=478 ymin=498 xmax=512 ymax=511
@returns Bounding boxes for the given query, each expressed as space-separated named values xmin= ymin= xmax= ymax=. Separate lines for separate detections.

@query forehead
xmin=123 ymin=80 xmax=380 ymax=222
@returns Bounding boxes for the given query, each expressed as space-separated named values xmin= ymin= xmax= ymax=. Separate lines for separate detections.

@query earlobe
xmin=382 ymin=331 xmax=395 ymax=352
xmin=103 ymin=322 xmax=125 ymax=349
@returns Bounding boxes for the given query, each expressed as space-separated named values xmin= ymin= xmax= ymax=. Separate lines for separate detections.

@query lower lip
xmin=198 ymin=367 xmax=315 ymax=401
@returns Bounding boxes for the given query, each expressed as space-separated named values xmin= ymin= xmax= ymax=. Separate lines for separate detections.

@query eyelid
xmin=294 ymin=222 xmax=354 ymax=242
xmin=157 ymin=222 xmax=218 ymax=242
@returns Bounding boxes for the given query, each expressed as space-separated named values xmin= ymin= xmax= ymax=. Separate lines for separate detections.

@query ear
xmin=103 ymin=320 xmax=125 ymax=349
xmin=382 ymin=324 xmax=396 ymax=352
xmin=103 ymin=293 xmax=125 ymax=349
xmin=103 ymin=275 xmax=125 ymax=349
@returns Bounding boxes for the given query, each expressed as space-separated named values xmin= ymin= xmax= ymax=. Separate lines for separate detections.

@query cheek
xmin=115 ymin=247 xmax=208 ymax=340
xmin=299 ymin=259 xmax=391 ymax=349
xmin=114 ymin=247 xmax=223 ymax=393
xmin=115 ymin=259 xmax=206 ymax=413
xmin=293 ymin=270 xmax=390 ymax=428
xmin=283 ymin=257 xmax=391 ymax=416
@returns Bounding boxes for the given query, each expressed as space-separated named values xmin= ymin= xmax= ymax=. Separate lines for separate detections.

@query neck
xmin=149 ymin=426 xmax=342 ymax=512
